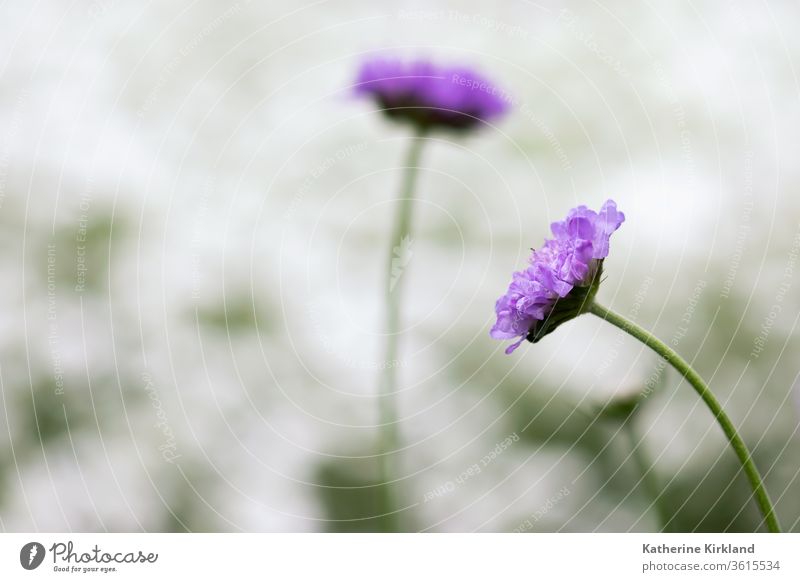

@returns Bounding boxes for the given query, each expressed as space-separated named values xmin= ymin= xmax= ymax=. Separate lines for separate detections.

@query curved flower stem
xmin=622 ymin=416 xmax=671 ymax=532
xmin=587 ymin=302 xmax=781 ymax=533
xmin=378 ymin=132 xmax=426 ymax=532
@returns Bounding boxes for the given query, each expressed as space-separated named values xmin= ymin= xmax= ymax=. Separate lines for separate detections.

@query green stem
xmin=378 ymin=133 xmax=426 ymax=532
xmin=622 ymin=416 xmax=671 ymax=532
xmin=588 ymin=302 xmax=781 ymax=533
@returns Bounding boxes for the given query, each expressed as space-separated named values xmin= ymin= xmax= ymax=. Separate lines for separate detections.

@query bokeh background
xmin=1 ymin=0 xmax=799 ymax=532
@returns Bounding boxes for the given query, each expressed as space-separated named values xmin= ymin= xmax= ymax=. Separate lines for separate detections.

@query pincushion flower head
xmin=355 ymin=58 xmax=510 ymax=132
xmin=491 ymin=199 xmax=625 ymax=353
xmin=488 ymin=198 xmax=782 ymax=532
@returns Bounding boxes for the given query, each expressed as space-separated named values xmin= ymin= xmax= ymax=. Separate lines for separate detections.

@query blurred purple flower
xmin=491 ymin=200 xmax=625 ymax=353
xmin=355 ymin=58 xmax=509 ymax=132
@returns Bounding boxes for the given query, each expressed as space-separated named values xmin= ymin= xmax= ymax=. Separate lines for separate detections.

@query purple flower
xmin=355 ymin=58 xmax=509 ymax=132
xmin=491 ymin=200 xmax=625 ymax=354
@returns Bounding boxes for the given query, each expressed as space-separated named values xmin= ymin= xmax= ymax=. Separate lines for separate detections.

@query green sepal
xmin=526 ymin=260 xmax=604 ymax=344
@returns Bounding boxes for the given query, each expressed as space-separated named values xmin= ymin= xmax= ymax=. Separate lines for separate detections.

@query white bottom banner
xmin=1 ymin=533 xmax=797 ymax=581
